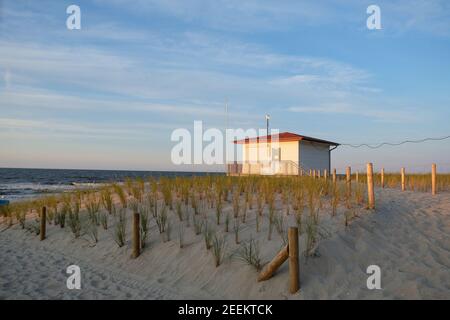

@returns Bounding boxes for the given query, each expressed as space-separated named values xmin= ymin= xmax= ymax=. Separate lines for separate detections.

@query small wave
xmin=70 ymin=182 xmax=105 ymax=187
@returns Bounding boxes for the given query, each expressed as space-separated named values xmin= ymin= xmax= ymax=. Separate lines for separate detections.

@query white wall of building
xmin=279 ymin=141 xmax=299 ymax=163
xmin=243 ymin=142 xmax=270 ymax=162
xmin=240 ymin=140 xmax=331 ymax=175
xmin=243 ymin=141 xmax=299 ymax=163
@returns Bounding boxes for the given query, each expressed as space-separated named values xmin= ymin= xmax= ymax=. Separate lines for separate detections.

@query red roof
xmin=233 ymin=132 xmax=339 ymax=146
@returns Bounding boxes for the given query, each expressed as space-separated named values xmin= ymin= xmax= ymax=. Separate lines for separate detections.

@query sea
xmin=0 ymin=168 xmax=222 ymax=202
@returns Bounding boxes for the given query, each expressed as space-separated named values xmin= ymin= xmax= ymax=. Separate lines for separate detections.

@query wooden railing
xmin=227 ymin=161 xmax=310 ymax=176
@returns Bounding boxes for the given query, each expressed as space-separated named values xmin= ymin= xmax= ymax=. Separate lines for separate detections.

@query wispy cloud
xmin=97 ymin=0 xmax=450 ymax=36
xmin=383 ymin=0 xmax=450 ymax=36
xmin=98 ymin=0 xmax=336 ymax=32
xmin=0 ymin=88 xmax=227 ymax=116
xmin=0 ymin=34 xmax=379 ymax=122
xmin=288 ymin=103 xmax=419 ymax=123
xmin=0 ymin=117 xmax=175 ymax=138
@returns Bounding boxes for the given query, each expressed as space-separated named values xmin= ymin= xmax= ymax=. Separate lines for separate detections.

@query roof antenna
xmin=225 ymin=98 xmax=229 ymax=133
xmin=265 ymin=114 xmax=270 ymax=160
xmin=265 ymin=114 xmax=270 ymax=137
xmin=225 ymin=99 xmax=229 ymax=167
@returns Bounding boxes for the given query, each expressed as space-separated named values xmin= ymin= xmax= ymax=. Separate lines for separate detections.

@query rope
xmin=339 ymin=135 xmax=450 ymax=149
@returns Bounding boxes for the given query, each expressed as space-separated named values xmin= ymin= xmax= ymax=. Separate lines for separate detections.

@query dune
xmin=0 ymin=184 xmax=449 ymax=300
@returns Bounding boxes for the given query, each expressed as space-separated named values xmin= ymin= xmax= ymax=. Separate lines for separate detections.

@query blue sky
xmin=0 ymin=0 xmax=449 ymax=172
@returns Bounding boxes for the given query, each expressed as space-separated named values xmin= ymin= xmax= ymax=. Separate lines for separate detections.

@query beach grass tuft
xmin=235 ymin=236 xmax=263 ymax=271
xmin=211 ymin=234 xmax=227 ymax=267
xmin=113 ymin=208 xmax=127 ymax=247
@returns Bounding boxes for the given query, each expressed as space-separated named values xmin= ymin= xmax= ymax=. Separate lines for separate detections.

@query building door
xmin=272 ymin=148 xmax=281 ymax=161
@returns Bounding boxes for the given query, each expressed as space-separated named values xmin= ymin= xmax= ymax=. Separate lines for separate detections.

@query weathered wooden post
xmin=288 ymin=227 xmax=299 ymax=293
xmin=40 ymin=206 xmax=46 ymax=241
xmin=401 ymin=167 xmax=406 ymax=191
xmin=132 ymin=212 xmax=140 ymax=258
xmin=346 ymin=166 xmax=352 ymax=197
xmin=432 ymin=163 xmax=437 ymax=195
xmin=332 ymin=168 xmax=337 ymax=185
xmin=367 ymin=163 xmax=375 ymax=209
xmin=258 ymin=246 xmax=289 ymax=281
xmin=381 ymin=168 xmax=385 ymax=188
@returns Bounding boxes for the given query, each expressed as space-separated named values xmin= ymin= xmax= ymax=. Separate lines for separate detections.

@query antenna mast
xmin=225 ymin=99 xmax=229 ymax=133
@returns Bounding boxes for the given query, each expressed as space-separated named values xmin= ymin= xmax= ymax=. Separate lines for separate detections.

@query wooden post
xmin=324 ymin=169 xmax=328 ymax=180
xmin=258 ymin=245 xmax=289 ymax=281
xmin=40 ymin=206 xmax=46 ymax=241
xmin=288 ymin=227 xmax=299 ymax=293
xmin=312 ymin=169 xmax=316 ymax=178
xmin=432 ymin=163 xmax=437 ymax=195
xmin=356 ymin=171 xmax=359 ymax=183
xmin=132 ymin=212 xmax=140 ymax=258
xmin=332 ymin=168 xmax=337 ymax=185
xmin=317 ymin=170 xmax=321 ymax=178
xmin=381 ymin=168 xmax=385 ymax=188
xmin=367 ymin=163 xmax=375 ymax=209
xmin=401 ymin=167 xmax=406 ymax=191
xmin=346 ymin=166 xmax=352 ymax=197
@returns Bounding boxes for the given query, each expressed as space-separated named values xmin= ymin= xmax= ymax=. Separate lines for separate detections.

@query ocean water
xmin=0 ymin=168 xmax=221 ymax=202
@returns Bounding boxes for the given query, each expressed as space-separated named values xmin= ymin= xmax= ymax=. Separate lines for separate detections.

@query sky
xmin=0 ymin=0 xmax=449 ymax=173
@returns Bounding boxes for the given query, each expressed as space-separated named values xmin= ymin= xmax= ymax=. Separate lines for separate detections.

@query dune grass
xmin=235 ymin=237 xmax=263 ymax=271
xmin=113 ymin=208 xmax=127 ymax=248
xmin=9 ymin=170 xmax=447 ymax=284
xmin=211 ymin=234 xmax=227 ymax=267
xmin=354 ymin=172 xmax=450 ymax=192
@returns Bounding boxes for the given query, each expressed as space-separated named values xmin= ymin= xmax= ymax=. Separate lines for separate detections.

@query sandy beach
xmin=1 ymin=187 xmax=449 ymax=300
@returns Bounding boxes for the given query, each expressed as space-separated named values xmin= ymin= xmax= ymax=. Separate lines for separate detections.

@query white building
xmin=228 ymin=132 xmax=339 ymax=176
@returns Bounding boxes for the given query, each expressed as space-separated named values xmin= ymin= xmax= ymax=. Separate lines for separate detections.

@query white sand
xmin=1 ymin=188 xmax=449 ymax=300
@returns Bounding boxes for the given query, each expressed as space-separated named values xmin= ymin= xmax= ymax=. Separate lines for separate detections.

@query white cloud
xmin=98 ymin=0 xmax=335 ymax=32
xmin=383 ymin=0 xmax=450 ymax=36
xmin=0 ymin=88 xmax=214 ymax=114
xmin=0 ymin=35 xmax=378 ymax=121
xmin=97 ymin=0 xmax=450 ymax=36
xmin=0 ymin=117 xmax=174 ymax=138
xmin=288 ymin=103 xmax=419 ymax=123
